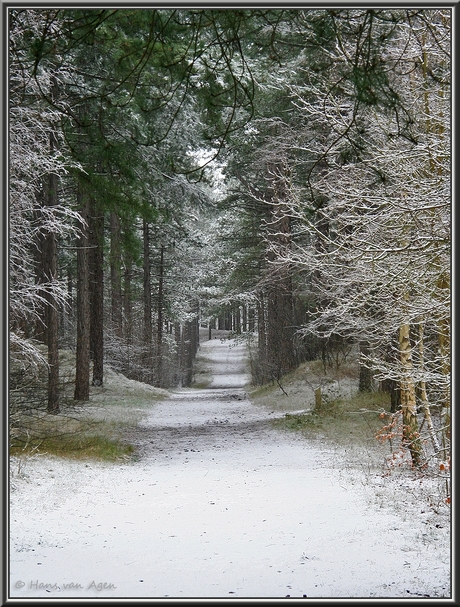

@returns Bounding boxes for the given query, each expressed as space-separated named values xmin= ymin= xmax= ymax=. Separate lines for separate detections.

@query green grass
xmin=10 ymin=433 xmax=134 ymax=461
xmin=10 ymin=409 xmax=138 ymax=461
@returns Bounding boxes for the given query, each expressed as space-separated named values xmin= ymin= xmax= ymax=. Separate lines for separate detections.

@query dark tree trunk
xmin=142 ymin=220 xmax=153 ymax=383
xmin=44 ymin=161 xmax=60 ymax=413
xmin=110 ymin=212 xmax=123 ymax=339
xmin=123 ymin=255 xmax=133 ymax=345
xmin=89 ymin=201 xmax=104 ymax=386
xmin=32 ymin=193 xmax=47 ymax=343
xmin=192 ymin=302 xmax=199 ymax=355
xmin=74 ymin=188 xmax=90 ymax=401
xmin=182 ymin=321 xmax=193 ymax=387
xmin=156 ymin=245 xmax=165 ymax=387
xmin=263 ymin=161 xmax=296 ymax=382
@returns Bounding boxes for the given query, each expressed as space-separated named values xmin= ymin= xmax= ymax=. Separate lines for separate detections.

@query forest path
xmin=10 ymin=335 xmax=450 ymax=599
xmin=132 ymin=335 xmax=284 ymax=460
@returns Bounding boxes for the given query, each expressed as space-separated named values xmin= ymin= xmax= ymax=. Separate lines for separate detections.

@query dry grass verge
xmin=10 ymin=349 xmax=169 ymax=462
xmin=249 ymin=358 xmax=393 ymax=471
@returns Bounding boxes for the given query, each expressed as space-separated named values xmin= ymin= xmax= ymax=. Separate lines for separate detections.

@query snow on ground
xmin=9 ymin=338 xmax=451 ymax=600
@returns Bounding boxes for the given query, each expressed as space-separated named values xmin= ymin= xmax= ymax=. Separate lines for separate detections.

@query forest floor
xmin=9 ymin=331 xmax=452 ymax=600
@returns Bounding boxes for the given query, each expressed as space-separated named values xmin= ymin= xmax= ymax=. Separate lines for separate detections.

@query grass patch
xmin=10 ymin=409 xmax=138 ymax=462
xmin=191 ymin=380 xmax=212 ymax=389
xmin=248 ymin=357 xmax=390 ymax=453
xmin=10 ymin=433 xmax=134 ymax=461
xmin=273 ymin=390 xmax=390 ymax=448
xmin=10 ymin=351 xmax=170 ymax=462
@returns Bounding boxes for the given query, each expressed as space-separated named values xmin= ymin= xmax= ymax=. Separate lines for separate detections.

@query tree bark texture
xmin=89 ymin=200 xmax=104 ymax=386
xmin=142 ymin=220 xmax=154 ymax=383
xmin=74 ymin=188 xmax=91 ymax=401
xmin=110 ymin=212 xmax=123 ymax=339
xmin=156 ymin=245 xmax=165 ymax=387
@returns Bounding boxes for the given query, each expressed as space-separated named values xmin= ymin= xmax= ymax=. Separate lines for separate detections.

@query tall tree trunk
xmin=248 ymin=306 xmax=255 ymax=332
xmin=235 ymin=306 xmax=241 ymax=334
xmin=264 ymin=160 xmax=296 ymax=381
xmin=74 ymin=187 xmax=90 ymax=401
xmin=437 ymin=272 xmax=450 ymax=459
xmin=156 ymin=245 xmax=165 ymax=387
xmin=123 ymin=252 xmax=133 ymax=347
xmin=257 ymin=294 xmax=267 ymax=383
xmin=89 ymin=200 xmax=104 ymax=386
xmin=192 ymin=301 xmax=199 ymax=355
xmin=143 ymin=220 xmax=153 ymax=383
xmin=175 ymin=322 xmax=182 ymax=386
xmin=110 ymin=212 xmax=123 ymax=339
xmin=43 ymin=146 xmax=60 ymax=413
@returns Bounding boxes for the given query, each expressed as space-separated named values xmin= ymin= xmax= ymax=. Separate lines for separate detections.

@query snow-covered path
xmin=9 ymin=338 xmax=450 ymax=599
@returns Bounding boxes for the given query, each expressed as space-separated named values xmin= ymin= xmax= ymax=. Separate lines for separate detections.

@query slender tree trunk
xmin=44 ymin=150 xmax=60 ymax=413
xmin=182 ymin=321 xmax=193 ymax=386
xmin=264 ymin=161 xmax=296 ymax=381
xmin=193 ymin=301 xmax=200 ymax=354
xmin=89 ymin=200 xmax=104 ymax=386
xmin=143 ymin=220 xmax=153 ymax=383
xmin=399 ymin=320 xmax=422 ymax=466
xmin=175 ymin=322 xmax=182 ymax=386
xmin=156 ymin=245 xmax=165 ymax=387
xmin=417 ymin=320 xmax=441 ymax=453
xmin=32 ymin=195 xmax=47 ymax=343
xmin=437 ymin=273 xmax=450 ymax=459
xmin=74 ymin=187 xmax=90 ymax=401
xmin=123 ymin=253 xmax=133 ymax=338
xmin=110 ymin=212 xmax=123 ymax=339
xmin=257 ymin=294 xmax=267 ymax=383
